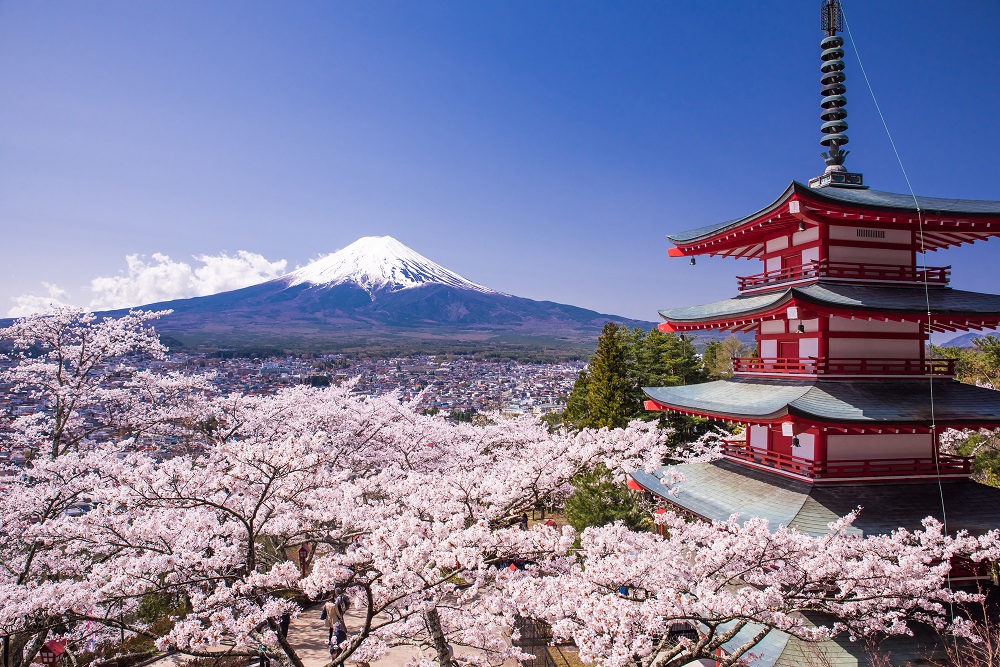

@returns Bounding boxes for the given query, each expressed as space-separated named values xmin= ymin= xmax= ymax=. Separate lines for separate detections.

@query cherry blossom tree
xmin=68 ymin=384 xmax=673 ymax=667
xmin=0 ymin=307 xmax=181 ymax=460
xmin=3 ymin=309 xmax=1000 ymax=667
xmin=501 ymin=512 xmax=1000 ymax=667
xmin=0 ymin=308 xmax=216 ymax=667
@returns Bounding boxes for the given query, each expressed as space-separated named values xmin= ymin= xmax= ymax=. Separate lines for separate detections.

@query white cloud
xmin=7 ymin=283 xmax=73 ymax=317
xmin=8 ymin=251 xmax=288 ymax=316
xmin=88 ymin=251 xmax=287 ymax=310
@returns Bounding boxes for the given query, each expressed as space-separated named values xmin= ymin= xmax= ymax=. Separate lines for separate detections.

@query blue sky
xmin=2 ymin=1 xmax=1000 ymax=323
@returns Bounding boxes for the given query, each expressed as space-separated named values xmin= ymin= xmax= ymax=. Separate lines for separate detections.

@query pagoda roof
xmin=716 ymin=615 xmax=938 ymax=667
xmin=629 ymin=458 xmax=1000 ymax=537
xmin=629 ymin=460 xmax=992 ymax=664
xmin=642 ymin=377 xmax=1000 ymax=427
xmin=667 ymin=181 xmax=1000 ymax=256
xmin=658 ymin=282 xmax=1000 ymax=333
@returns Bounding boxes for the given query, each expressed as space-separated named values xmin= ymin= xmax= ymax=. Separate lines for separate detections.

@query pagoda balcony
xmin=736 ymin=260 xmax=950 ymax=292
xmin=720 ymin=440 xmax=972 ymax=481
xmin=731 ymin=356 xmax=957 ymax=378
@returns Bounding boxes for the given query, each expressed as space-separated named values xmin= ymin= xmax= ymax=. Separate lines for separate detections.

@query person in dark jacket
xmin=329 ymin=621 xmax=348 ymax=660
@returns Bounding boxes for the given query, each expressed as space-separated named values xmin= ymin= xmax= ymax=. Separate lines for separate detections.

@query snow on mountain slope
xmin=284 ymin=236 xmax=498 ymax=295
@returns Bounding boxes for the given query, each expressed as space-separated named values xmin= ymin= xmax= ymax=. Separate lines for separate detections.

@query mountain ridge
xmin=91 ymin=237 xmax=659 ymax=354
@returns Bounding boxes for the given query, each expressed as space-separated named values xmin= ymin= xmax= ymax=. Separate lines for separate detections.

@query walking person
xmin=322 ymin=587 xmax=349 ymax=641
xmin=329 ymin=621 xmax=348 ymax=662
xmin=322 ymin=597 xmax=343 ymax=642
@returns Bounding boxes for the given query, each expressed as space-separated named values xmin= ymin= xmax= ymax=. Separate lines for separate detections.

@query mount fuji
xmin=284 ymin=236 xmax=498 ymax=296
xmin=104 ymin=236 xmax=657 ymax=354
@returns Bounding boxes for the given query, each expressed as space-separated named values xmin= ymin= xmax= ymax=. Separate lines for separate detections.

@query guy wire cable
xmin=841 ymin=3 xmax=962 ymax=654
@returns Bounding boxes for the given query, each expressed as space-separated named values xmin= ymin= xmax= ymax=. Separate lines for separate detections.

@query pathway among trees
xmin=286 ymin=602 xmax=505 ymax=667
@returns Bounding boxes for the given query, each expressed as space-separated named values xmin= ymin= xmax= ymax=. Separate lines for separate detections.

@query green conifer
xmin=564 ymin=464 xmax=651 ymax=533
xmin=583 ymin=322 xmax=637 ymax=429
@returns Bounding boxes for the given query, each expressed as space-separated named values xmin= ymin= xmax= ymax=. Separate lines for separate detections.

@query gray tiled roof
xmin=667 ymin=181 xmax=1000 ymax=245
xmin=816 ymin=184 xmax=1000 ymax=215
xmin=658 ymin=283 xmax=1000 ymax=323
xmin=642 ymin=378 xmax=1000 ymax=424
xmin=718 ymin=616 xmax=939 ymax=667
xmin=631 ymin=460 xmax=986 ymax=665
xmin=799 ymin=283 xmax=1000 ymax=315
xmin=643 ymin=379 xmax=810 ymax=419
xmin=631 ymin=459 xmax=1000 ymax=537
xmin=667 ymin=182 xmax=799 ymax=244
xmin=658 ymin=290 xmax=790 ymax=323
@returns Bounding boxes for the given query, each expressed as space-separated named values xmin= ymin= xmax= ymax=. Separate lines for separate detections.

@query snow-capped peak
xmin=284 ymin=236 xmax=497 ymax=294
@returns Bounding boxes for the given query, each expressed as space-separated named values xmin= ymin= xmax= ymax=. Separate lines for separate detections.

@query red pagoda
xmin=628 ymin=3 xmax=1000 ymax=661
xmin=629 ymin=3 xmax=1000 ymax=548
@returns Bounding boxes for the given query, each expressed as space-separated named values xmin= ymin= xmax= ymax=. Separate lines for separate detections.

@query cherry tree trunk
xmin=423 ymin=607 xmax=452 ymax=667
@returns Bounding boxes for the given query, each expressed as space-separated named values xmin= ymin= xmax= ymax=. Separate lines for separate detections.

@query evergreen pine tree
xmin=561 ymin=323 xmax=725 ymax=432
xmin=562 ymin=368 xmax=590 ymax=427
xmin=583 ymin=322 xmax=637 ymax=429
xmin=636 ymin=329 xmax=704 ymax=389
xmin=564 ymin=465 xmax=651 ymax=533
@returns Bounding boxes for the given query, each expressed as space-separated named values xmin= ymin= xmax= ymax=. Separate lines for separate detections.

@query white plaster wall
xmin=749 ymin=425 xmax=768 ymax=450
xmin=828 ymin=246 xmax=912 ymax=265
xmin=760 ymin=320 xmax=785 ymax=334
xmin=828 ymin=226 xmax=912 ymax=245
xmin=802 ymin=246 xmax=821 ymax=264
xmin=793 ymin=432 xmax=815 ymax=460
xmin=799 ymin=337 xmax=819 ymax=358
xmin=766 ymin=237 xmax=790 ymax=253
xmin=787 ymin=318 xmax=819 ymax=333
xmin=828 ymin=338 xmax=920 ymax=359
xmin=792 ymin=227 xmax=820 ymax=246
xmin=829 ymin=317 xmax=920 ymax=333
xmin=760 ymin=339 xmax=778 ymax=358
xmin=827 ymin=434 xmax=933 ymax=460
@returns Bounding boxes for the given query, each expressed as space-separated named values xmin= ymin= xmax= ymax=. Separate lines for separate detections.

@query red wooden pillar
xmin=655 ymin=507 xmax=667 ymax=537
xmin=817 ymin=314 xmax=830 ymax=367
xmin=813 ymin=429 xmax=827 ymax=476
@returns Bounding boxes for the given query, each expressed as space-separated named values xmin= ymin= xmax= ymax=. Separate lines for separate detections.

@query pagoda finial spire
xmin=810 ymin=0 xmax=864 ymax=188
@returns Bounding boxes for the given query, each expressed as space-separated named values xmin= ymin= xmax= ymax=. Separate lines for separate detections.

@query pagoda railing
xmin=736 ymin=260 xmax=950 ymax=292
xmin=731 ymin=357 xmax=957 ymax=378
xmin=721 ymin=441 xmax=972 ymax=480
